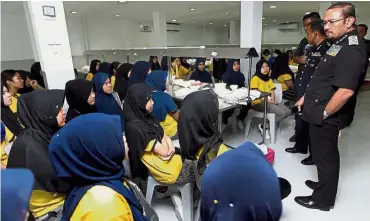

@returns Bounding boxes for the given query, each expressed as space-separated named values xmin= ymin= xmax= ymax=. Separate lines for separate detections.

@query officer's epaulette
xmin=348 ymin=35 xmax=359 ymax=46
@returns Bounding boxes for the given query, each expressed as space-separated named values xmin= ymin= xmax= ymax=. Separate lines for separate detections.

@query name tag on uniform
xmin=326 ymin=45 xmax=342 ymax=57
xmin=311 ymin=52 xmax=322 ymax=57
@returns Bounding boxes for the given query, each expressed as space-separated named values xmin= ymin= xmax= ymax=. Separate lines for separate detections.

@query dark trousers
xmin=294 ymin=114 xmax=311 ymax=155
xmin=222 ymin=106 xmax=250 ymax=124
xmin=308 ymin=122 xmax=340 ymax=206
xmin=283 ymin=89 xmax=296 ymax=101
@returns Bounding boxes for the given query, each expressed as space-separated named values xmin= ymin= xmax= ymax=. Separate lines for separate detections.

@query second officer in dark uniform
xmin=295 ymin=2 xmax=367 ymax=211
xmin=285 ymin=20 xmax=331 ymax=165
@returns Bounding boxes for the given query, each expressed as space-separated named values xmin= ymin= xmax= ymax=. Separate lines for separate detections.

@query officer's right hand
xmin=296 ymin=96 xmax=304 ymax=112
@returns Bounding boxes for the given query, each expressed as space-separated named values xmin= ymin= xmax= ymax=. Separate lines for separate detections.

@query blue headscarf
xmin=93 ymin=72 xmax=124 ymax=131
xmin=1 ymin=169 xmax=35 ymax=221
xmin=1 ymin=122 xmax=5 ymax=142
xmin=190 ymin=58 xmax=212 ymax=83
xmin=98 ymin=62 xmax=111 ymax=74
xmin=145 ymin=70 xmax=167 ymax=92
xmin=128 ymin=61 xmax=151 ymax=86
xmin=201 ymin=141 xmax=282 ymax=221
xmin=49 ymin=113 xmax=149 ymax=221
xmin=221 ymin=59 xmax=245 ymax=88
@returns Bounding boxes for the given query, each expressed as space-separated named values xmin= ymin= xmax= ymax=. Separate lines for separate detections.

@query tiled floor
xmin=152 ymin=91 xmax=370 ymax=221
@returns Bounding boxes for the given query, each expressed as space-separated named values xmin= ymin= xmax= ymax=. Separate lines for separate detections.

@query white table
xmin=168 ymin=85 xmax=241 ymax=133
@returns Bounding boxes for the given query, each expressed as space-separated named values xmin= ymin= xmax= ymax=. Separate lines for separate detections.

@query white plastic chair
xmin=146 ymin=176 xmax=193 ymax=221
xmin=244 ymin=83 xmax=283 ymax=144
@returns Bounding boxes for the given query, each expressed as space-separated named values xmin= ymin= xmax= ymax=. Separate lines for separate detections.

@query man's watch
xmin=323 ymin=110 xmax=329 ymax=119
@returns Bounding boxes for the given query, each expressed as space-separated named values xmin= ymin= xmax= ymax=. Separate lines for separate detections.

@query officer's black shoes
xmin=294 ymin=196 xmax=331 ymax=211
xmin=285 ymin=147 xmax=306 ymax=154
xmin=305 ymin=180 xmax=318 ymax=190
xmin=289 ymin=134 xmax=296 ymax=142
xmin=301 ymin=156 xmax=314 ymax=165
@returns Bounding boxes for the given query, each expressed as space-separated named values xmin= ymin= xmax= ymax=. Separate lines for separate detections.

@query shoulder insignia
xmin=348 ymin=35 xmax=358 ymax=45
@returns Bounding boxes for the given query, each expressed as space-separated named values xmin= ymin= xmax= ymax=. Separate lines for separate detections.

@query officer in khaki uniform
xmin=295 ymin=2 xmax=367 ymax=211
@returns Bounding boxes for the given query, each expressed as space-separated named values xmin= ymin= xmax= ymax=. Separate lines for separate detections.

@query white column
xmin=229 ymin=20 xmax=238 ymax=44
xmin=24 ymin=1 xmax=75 ymax=89
xmin=240 ymin=1 xmax=263 ymax=83
xmin=151 ymin=12 xmax=167 ymax=47
xmin=319 ymin=2 xmax=332 ymax=18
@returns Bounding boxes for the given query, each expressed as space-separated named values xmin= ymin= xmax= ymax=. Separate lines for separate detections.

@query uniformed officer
xmin=295 ymin=2 xmax=367 ymax=211
xmin=289 ymin=12 xmax=321 ymax=143
xmin=285 ymin=20 xmax=331 ymax=166
xmin=345 ymin=23 xmax=370 ymax=126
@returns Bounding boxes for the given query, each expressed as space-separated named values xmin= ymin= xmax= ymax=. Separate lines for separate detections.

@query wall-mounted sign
xmin=42 ymin=6 xmax=56 ymax=17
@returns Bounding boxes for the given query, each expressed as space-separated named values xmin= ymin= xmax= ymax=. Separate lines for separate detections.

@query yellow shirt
xmin=160 ymin=115 xmax=177 ymax=138
xmin=277 ymin=73 xmax=292 ymax=91
xmin=111 ymin=76 xmax=116 ymax=89
xmin=71 ymin=185 xmax=134 ymax=221
xmin=171 ymin=65 xmax=189 ymax=79
xmin=141 ymin=140 xmax=182 ymax=184
xmin=195 ymin=143 xmax=230 ymax=164
xmin=1 ymin=140 xmax=9 ymax=167
xmin=208 ymin=63 xmax=213 ymax=72
xmin=250 ymin=76 xmax=276 ymax=105
xmin=9 ymin=93 xmax=20 ymax=114
xmin=30 ymin=190 xmax=65 ymax=217
xmin=288 ymin=59 xmax=297 ymax=66
xmin=86 ymin=73 xmax=94 ymax=81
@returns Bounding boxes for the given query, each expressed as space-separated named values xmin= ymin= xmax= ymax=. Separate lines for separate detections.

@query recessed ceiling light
xmin=190 ymin=8 xmax=196 ymax=11
xmin=270 ymin=5 xmax=277 ymax=9
xmin=224 ymin=12 xmax=230 ymax=15
xmin=192 ymin=21 xmax=196 ymax=24
xmin=118 ymin=1 xmax=126 ymax=2
xmin=115 ymin=14 xmax=120 ymax=17
xmin=305 ymin=12 xmax=310 ymax=15
xmin=172 ymin=19 xmax=177 ymax=22
xmin=273 ymin=20 xmax=276 ymax=22
xmin=209 ymin=22 xmax=213 ymax=25
xmin=70 ymin=11 xmax=79 ymax=14
xmin=262 ymin=17 xmax=266 ymax=20
xmin=223 ymin=24 xmax=227 ymax=27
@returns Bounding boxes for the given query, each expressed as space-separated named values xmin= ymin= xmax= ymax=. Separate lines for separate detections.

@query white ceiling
xmin=2 ymin=1 xmax=370 ymax=26
xmin=63 ymin=1 xmax=370 ymax=25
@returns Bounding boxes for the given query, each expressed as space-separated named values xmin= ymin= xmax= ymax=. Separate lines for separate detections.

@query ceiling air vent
xmin=278 ymin=22 xmax=299 ymax=32
xmin=166 ymin=22 xmax=180 ymax=32
xmin=140 ymin=25 xmax=152 ymax=33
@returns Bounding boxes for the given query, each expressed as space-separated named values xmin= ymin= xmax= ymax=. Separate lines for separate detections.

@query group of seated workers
xmin=1 ymin=57 xmax=286 ymax=221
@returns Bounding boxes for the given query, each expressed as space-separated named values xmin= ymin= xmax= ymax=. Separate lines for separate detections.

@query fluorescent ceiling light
xmin=115 ymin=14 xmax=120 ymax=17
xmin=190 ymin=8 xmax=196 ymax=11
xmin=209 ymin=22 xmax=213 ymax=25
xmin=139 ymin=25 xmax=144 ymax=28
xmin=264 ymin=24 xmax=268 ymax=26
xmin=192 ymin=21 xmax=196 ymax=24
xmin=305 ymin=12 xmax=310 ymax=15
xmin=224 ymin=12 xmax=230 ymax=15
xmin=223 ymin=24 xmax=227 ymax=27
xmin=172 ymin=19 xmax=177 ymax=22
xmin=70 ymin=11 xmax=79 ymax=14
xmin=270 ymin=5 xmax=277 ymax=9
xmin=273 ymin=20 xmax=276 ymax=22
xmin=262 ymin=17 xmax=265 ymax=20
xmin=118 ymin=1 xmax=126 ymax=2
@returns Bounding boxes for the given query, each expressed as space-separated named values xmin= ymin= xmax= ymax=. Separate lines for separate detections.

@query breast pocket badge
xmin=326 ymin=45 xmax=342 ymax=57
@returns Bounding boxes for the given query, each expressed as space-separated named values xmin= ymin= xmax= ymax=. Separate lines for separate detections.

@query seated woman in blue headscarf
xmin=190 ymin=58 xmax=212 ymax=83
xmin=221 ymin=59 xmax=249 ymax=130
xmin=93 ymin=72 xmax=124 ymax=131
xmin=49 ymin=113 xmax=150 ymax=221
xmin=128 ymin=61 xmax=151 ymax=87
xmin=145 ymin=70 xmax=179 ymax=139
xmin=201 ymin=142 xmax=282 ymax=221
xmin=221 ymin=59 xmax=245 ymax=88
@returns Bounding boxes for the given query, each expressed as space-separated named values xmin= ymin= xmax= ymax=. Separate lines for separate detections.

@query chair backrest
xmin=274 ymin=83 xmax=283 ymax=104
